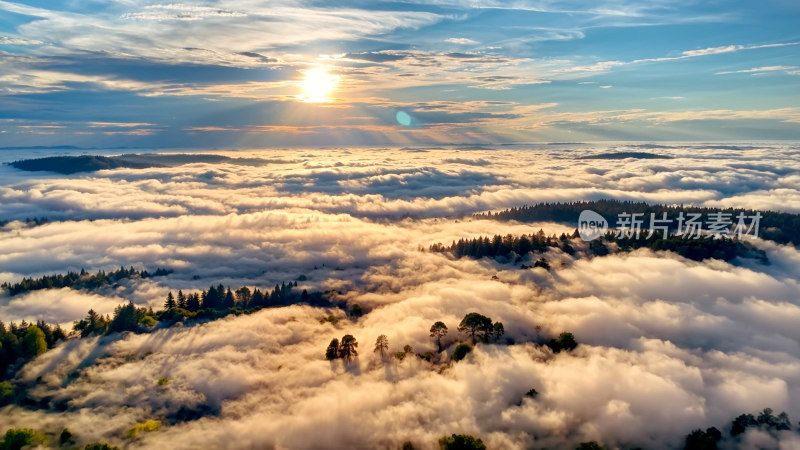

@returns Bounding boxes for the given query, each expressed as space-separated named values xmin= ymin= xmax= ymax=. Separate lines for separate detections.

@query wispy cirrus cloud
xmin=716 ymin=65 xmax=799 ymax=76
xmin=445 ymin=37 xmax=479 ymax=45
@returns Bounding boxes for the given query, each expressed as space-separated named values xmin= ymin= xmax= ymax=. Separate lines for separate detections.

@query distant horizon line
xmin=2 ymin=140 xmax=800 ymax=152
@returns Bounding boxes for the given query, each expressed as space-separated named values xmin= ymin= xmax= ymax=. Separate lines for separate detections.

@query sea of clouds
xmin=1 ymin=144 xmax=800 ymax=449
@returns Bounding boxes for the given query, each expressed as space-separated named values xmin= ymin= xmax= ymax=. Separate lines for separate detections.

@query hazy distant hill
xmin=578 ymin=151 xmax=672 ymax=159
xmin=7 ymin=154 xmax=269 ymax=174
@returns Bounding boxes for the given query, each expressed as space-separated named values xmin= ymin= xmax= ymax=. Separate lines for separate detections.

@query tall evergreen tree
xmin=223 ymin=288 xmax=235 ymax=309
xmin=249 ymin=289 xmax=265 ymax=309
xmin=176 ymin=290 xmax=187 ymax=309
xmin=186 ymin=293 xmax=201 ymax=312
xmin=164 ymin=292 xmax=176 ymax=310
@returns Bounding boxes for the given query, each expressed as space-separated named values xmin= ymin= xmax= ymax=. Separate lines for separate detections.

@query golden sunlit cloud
xmin=299 ymin=68 xmax=339 ymax=103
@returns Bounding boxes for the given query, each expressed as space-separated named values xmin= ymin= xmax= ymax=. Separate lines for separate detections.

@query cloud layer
xmin=1 ymin=146 xmax=800 ymax=448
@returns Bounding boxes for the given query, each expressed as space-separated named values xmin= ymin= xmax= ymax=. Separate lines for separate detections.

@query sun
xmin=300 ymin=68 xmax=339 ymax=103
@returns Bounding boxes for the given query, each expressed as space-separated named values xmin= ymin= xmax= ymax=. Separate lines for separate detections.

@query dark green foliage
xmin=684 ymin=428 xmax=719 ymax=450
xmin=2 ymin=319 xmax=66 ymax=381
xmin=613 ymin=234 xmax=765 ymax=263
xmin=374 ymin=335 xmax=389 ymax=358
xmin=0 ymin=428 xmax=47 ymax=450
xmin=107 ymin=302 xmax=147 ymax=334
xmin=235 ymin=287 xmax=251 ymax=305
xmin=325 ymin=338 xmax=340 ymax=360
xmin=350 ymin=304 xmax=364 ymax=317
xmin=248 ymin=289 xmax=266 ymax=308
xmin=0 ymin=381 xmax=13 ymax=405
xmin=84 ymin=442 xmax=121 ymax=450
xmin=588 ymin=239 xmax=609 ymax=256
xmin=202 ymin=285 xmax=224 ymax=310
xmin=757 ymin=408 xmax=792 ymax=431
xmin=477 ymin=200 xmax=800 ymax=247
xmin=452 ymin=343 xmax=473 ymax=361
xmin=525 ymin=388 xmax=538 ymax=398
xmin=72 ymin=310 xmax=109 ymax=337
xmin=22 ymin=325 xmax=47 ymax=356
xmin=164 ymin=292 xmax=176 ymax=310
xmin=492 ymin=322 xmax=504 ymax=342
xmin=705 ymin=427 xmax=722 ymax=441
xmin=223 ymin=288 xmax=235 ymax=308
xmin=575 ymin=442 xmax=606 ymax=450
xmin=731 ymin=414 xmax=757 ymax=435
xmin=453 ymin=201 xmax=784 ymax=262
xmin=186 ymin=293 xmax=201 ymax=312
xmin=458 ymin=313 xmax=494 ymax=344
xmin=339 ymin=335 xmax=359 ymax=363
xmin=59 ymin=428 xmax=75 ymax=447
xmin=176 ymin=290 xmax=187 ymax=309
xmin=430 ymin=232 xmax=553 ymax=260
xmin=548 ymin=332 xmax=578 ymax=353
xmin=532 ymin=258 xmax=550 ymax=270
xmin=776 ymin=412 xmax=792 ymax=431
xmin=457 ymin=313 xmax=504 ymax=344
xmin=157 ymin=308 xmax=194 ymax=324
xmin=430 ymin=321 xmax=448 ymax=352
xmin=401 ymin=442 xmax=417 ymax=450
xmin=0 ymin=266 xmax=171 ymax=297
xmin=730 ymin=409 xmax=792 ymax=436
xmin=4 ymin=277 xmax=320 ymax=383
xmin=438 ymin=433 xmax=486 ymax=450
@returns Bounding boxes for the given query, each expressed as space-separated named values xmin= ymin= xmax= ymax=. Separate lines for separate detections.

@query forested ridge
xmin=0 ymin=266 xmax=173 ymax=297
xmin=430 ymin=230 xmax=768 ymax=264
xmin=476 ymin=200 xmax=800 ymax=247
xmin=1 ymin=279 xmax=330 ymax=384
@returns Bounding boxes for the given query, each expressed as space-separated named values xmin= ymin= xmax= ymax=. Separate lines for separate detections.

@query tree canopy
xmin=339 ymin=335 xmax=358 ymax=363
xmin=438 ymin=433 xmax=486 ymax=450
xmin=457 ymin=313 xmax=503 ymax=344
xmin=430 ymin=321 xmax=448 ymax=352
xmin=374 ymin=335 xmax=389 ymax=358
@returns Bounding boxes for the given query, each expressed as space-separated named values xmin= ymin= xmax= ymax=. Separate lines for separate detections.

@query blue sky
xmin=0 ymin=0 xmax=798 ymax=147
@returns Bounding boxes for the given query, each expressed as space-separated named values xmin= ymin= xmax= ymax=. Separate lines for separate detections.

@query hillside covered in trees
xmin=0 ymin=267 xmax=172 ymax=297
xmin=6 ymin=154 xmax=270 ymax=174
xmin=476 ymin=200 xmax=800 ymax=247
xmin=430 ymin=230 xmax=767 ymax=264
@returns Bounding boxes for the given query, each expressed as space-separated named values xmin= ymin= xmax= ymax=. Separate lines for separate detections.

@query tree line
xmin=72 ymin=281 xmax=321 ymax=338
xmin=476 ymin=200 xmax=800 ymax=247
xmin=1 ymin=280 xmax=325 ymax=390
xmin=0 ymin=266 xmax=173 ymax=297
xmin=429 ymin=231 xmax=573 ymax=261
xmin=429 ymin=229 xmax=766 ymax=264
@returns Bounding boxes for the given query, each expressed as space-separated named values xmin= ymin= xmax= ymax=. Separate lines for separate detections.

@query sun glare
xmin=300 ymin=68 xmax=339 ymax=103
